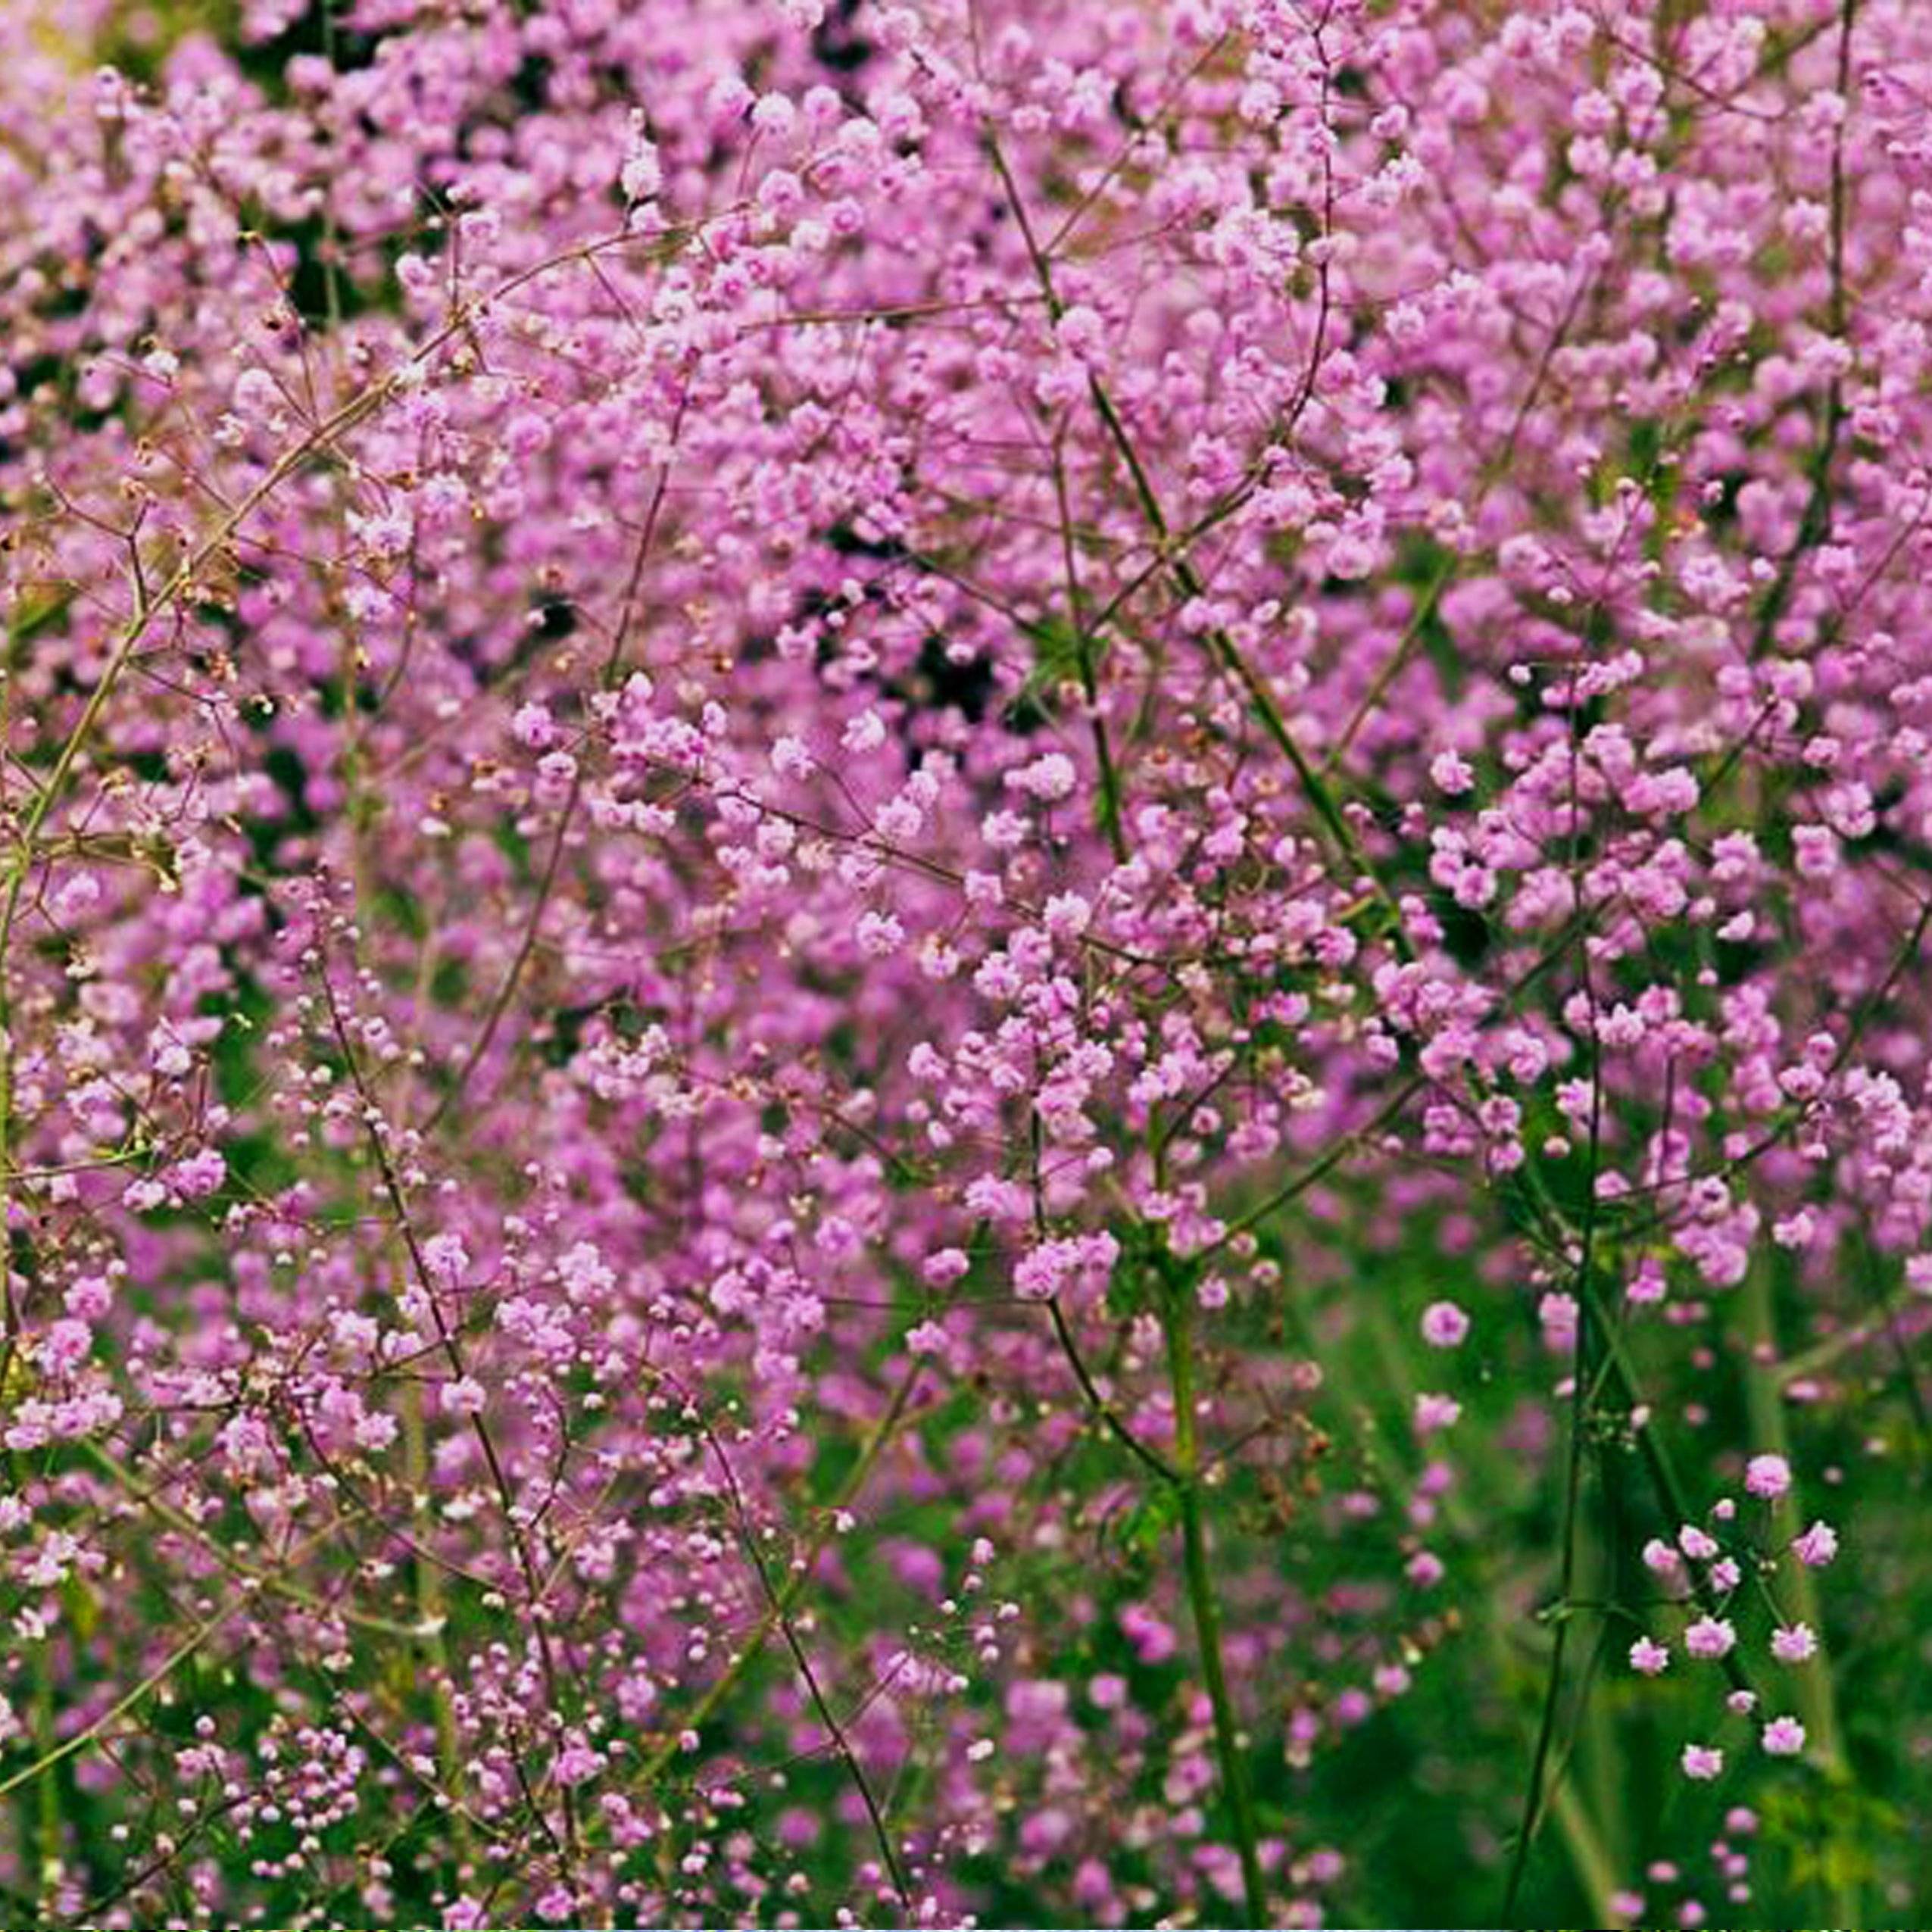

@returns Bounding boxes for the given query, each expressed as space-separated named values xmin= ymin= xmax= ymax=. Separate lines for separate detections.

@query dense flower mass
xmin=0 ymin=0 xmax=1927 ymax=1924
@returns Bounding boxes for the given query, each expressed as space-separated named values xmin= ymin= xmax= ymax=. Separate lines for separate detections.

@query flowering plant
xmin=0 ymin=0 xmax=1922 ymax=1925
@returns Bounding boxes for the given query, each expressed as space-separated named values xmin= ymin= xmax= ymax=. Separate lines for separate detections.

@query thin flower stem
xmin=629 ymin=1360 xmax=925 ymax=1794
xmin=1156 ymin=1252 xmax=1267 ymax=1927
xmin=1502 ymin=997 xmax=1603 ymax=1921
xmin=1740 ymin=1257 xmax=1858 ymax=1925
xmin=1047 ymin=1294 xmax=1181 ymax=1484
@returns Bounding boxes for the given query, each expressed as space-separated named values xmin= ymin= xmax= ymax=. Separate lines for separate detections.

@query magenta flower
xmin=1420 ymin=1299 xmax=1472 ymax=1349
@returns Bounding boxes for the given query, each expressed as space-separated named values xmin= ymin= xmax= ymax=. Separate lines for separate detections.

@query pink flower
xmin=1419 ymin=1300 xmax=1470 ymax=1349
xmin=1743 ymin=1453 xmax=1792 ymax=1500
xmin=1791 ymin=1521 xmax=1840 ymax=1568
xmin=441 ymin=1378 xmax=486 ymax=1418
xmin=511 ymin=702 xmax=554 ymax=748
xmin=1004 ymin=753 xmax=1078 ymax=803
xmin=1684 ymin=1616 xmax=1737 ymax=1660
xmin=1761 ymin=1716 xmax=1806 ymax=1758
xmin=1681 ymin=1745 xmax=1724 ymax=1781
xmin=1628 ymin=1637 xmax=1670 ymax=1676
xmin=422 ymin=1235 xmax=470 ymax=1288
xmin=553 ymin=1735 xmax=605 ymax=1787
xmin=905 ymin=1321 xmax=948 ymax=1358
xmin=922 ymin=1249 xmax=970 ymax=1287
xmin=1770 ymin=1624 xmax=1818 ymax=1665
xmin=855 ymin=910 xmax=906 ymax=957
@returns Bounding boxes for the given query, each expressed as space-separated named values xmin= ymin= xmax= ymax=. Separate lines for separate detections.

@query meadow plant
xmin=0 ymin=0 xmax=1927 ymax=1924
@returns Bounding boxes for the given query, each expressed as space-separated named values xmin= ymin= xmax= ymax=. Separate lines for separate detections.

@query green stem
xmin=1503 ymin=975 xmax=1604 ymax=1923
xmin=403 ymin=1378 xmax=473 ymax=1870
xmin=1159 ymin=1262 xmax=1267 ymax=1926
xmin=1356 ymin=1302 xmax=1620 ymax=1921
xmin=1740 ymin=1258 xmax=1857 ymax=1924
xmin=1044 ymin=429 xmax=1128 ymax=865
xmin=629 ymin=1361 xmax=922 ymax=1793
xmin=32 ymin=1652 xmax=58 ymax=1905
